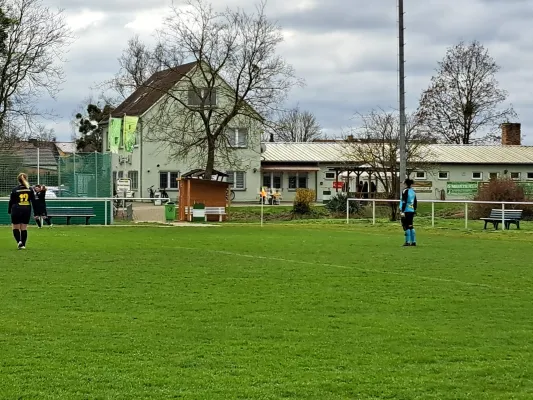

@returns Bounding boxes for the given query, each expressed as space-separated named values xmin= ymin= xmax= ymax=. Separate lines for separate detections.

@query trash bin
xmin=165 ymin=202 xmax=176 ymax=222
xmin=192 ymin=203 xmax=205 ymax=222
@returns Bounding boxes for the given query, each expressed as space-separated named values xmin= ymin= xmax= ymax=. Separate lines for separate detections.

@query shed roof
xmin=262 ymin=142 xmax=533 ymax=165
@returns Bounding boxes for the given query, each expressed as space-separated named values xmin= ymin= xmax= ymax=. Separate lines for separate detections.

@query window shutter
xmin=188 ymin=89 xmax=197 ymax=105
xmin=226 ymin=171 xmax=235 ymax=184
xmin=210 ymin=88 xmax=217 ymax=105
xmin=238 ymin=129 xmax=248 ymax=147
xmin=227 ymin=130 xmax=236 ymax=146
xmin=236 ymin=172 xmax=245 ymax=189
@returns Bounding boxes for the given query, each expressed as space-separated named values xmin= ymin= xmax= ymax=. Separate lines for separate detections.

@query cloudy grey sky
xmin=41 ymin=0 xmax=533 ymax=144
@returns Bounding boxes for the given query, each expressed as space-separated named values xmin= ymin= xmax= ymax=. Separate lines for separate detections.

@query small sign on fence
xmin=447 ymin=181 xmax=478 ymax=195
xmin=116 ymin=178 xmax=131 ymax=193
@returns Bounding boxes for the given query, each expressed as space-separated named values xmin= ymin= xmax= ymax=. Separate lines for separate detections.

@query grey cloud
xmin=37 ymin=0 xmax=533 ymax=144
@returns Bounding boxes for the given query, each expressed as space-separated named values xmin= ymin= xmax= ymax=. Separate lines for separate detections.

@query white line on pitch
xmin=173 ymin=246 xmax=520 ymax=293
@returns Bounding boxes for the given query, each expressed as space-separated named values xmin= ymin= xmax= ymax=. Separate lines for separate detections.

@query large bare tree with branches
xmin=95 ymin=36 xmax=172 ymax=106
xmin=343 ymin=109 xmax=434 ymax=220
xmin=0 ymin=0 xmax=72 ymax=147
xmin=140 ymin=0 xmax=300 ymax=178
xmin=417 ymin=40 xmax=516 ymax=144
xmin=270 ymin=106 xmax=322 ymax=142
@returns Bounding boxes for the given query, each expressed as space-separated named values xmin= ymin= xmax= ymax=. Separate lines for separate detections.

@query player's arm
xmin=413 ymin=194 xmax=418 ymax=211
xmin=401 ymin=189 xmax=408 ymax=212
xmin=29 ymin=188 xmax=37 ymax=207
xmin=8 ymin=189 xmax=16 ymax=214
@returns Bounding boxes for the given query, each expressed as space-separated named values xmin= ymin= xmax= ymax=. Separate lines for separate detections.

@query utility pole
xmin=398 ymin=0 xmax=407 ymax=194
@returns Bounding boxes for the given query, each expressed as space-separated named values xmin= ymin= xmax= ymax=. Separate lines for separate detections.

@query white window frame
xmin=159 ymin=171 xmax=180 ymax=189
xmin=489 ymin=172 xmax=499 ymax=180
xmin=262 ymin=172 xmax=282 ymax=189
xmin=288 ymin=172 xmax=308 ymax=191
xmin=527 ymin=172 xmax=533 ymax=180
xmin=472 ymin=172 xmax=483 ymax=180
xmin=414 ymin=171 xmax=426 ymax=180
xmin=324 ymin=172 xmax=335 ymax=180
xmin=227 ymin=128 xmax=248 ymax=148
xmin=127 ymin=170 xmax=139 ymax=190
xmin=227 ymin=171 xmax=246 ymax=190
xmin=510 ymin=172 xmax=521 ymax=181
xmin=437 ymin=171 xmax=449 ymax=180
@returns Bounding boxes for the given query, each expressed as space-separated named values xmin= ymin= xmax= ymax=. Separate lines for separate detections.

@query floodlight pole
xmin=398 ymin=0 xmax=407 ymax=194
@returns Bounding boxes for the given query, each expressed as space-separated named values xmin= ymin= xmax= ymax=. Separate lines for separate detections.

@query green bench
xmin=46 ymin=206 xmax=96 ymax=225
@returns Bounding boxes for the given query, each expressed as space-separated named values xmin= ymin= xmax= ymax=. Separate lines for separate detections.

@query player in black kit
xmin=7 ymin=173 xmax=36 ymax=249
xmin=33 ymin=185 xmax=52 ymax=228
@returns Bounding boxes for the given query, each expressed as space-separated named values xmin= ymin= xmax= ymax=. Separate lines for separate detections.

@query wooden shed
xmin=177 ymin=169 xmax=230 ymax=222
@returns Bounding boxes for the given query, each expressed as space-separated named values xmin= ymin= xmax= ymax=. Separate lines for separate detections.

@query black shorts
xmin=34 ymin=208 xmax=47 ymax=217
xmin=10 ymin=208 xmax=31 ymax=225
xmin=401 ymin=211 xmax=415 ymax=229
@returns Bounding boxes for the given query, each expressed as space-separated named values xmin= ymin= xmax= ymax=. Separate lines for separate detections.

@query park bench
xmin=480 ymin=209 xmax=523 ymax=230
xmin=185 ymin=206 xmax=226 ymax=221
xmin=46 ymin=206 xmax=96 ymax=225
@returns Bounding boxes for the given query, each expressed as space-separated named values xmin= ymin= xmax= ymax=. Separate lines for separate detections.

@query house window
xmin=127 ymin=171 xmax=139 ymax=190
xmin=510 ymin=172 xmax=520 ymax=180
xmin=472 ymin=172 xmax=482 ymax=180
xmin=414 ymin=171 xmax=426 ymax=180
xmin=159 ymin=171 xmax=180 ymax=189
xmin=227 ymin=128 xmax=248 ymax=148
xmin=262 ymin=172 xmax=282 ymax=189
xmin=118 ymin=171 xmax=124 ymax=179
xmin=227 ymin=171 xmax=246 ymax=190
xmin=438 ymin=171 xmax=449 ymax=180
xmin=527 ymin=172 xmax=533 ymax=180
xmin=288 ymin=172 xmax=308 ymax=190
xmin=113 ymin=171 xmax=117 ymax=183
xmin=489 ymin=172 xmax=499 ymax=180
xmin=324 ymin=172 xmax=335 ymax=180
xmin=188 ymin=87 xmax=217 ymax=106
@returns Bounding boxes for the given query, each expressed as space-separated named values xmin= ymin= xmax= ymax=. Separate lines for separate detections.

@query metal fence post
xmin=431 ymin=202 xmax=435 ymax=227
xmin=104 ymin=199 xmax=108 ymax=226
xmin=372 ymin=199 xmax=376 ymax=225
xmin=346 ymin=198 xmax=349 ymax=224
xmin=464 ymin=202 xmax=468 ymax=229
xmin=502 ymin=202 xmax=505 ymax=230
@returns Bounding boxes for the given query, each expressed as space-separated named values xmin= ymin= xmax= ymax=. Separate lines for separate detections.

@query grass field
xmin=2 ymin=223 xmax=533 ymax=399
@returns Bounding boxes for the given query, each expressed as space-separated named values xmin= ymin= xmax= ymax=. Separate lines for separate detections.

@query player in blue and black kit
xmin=7 ymin=173 xmax=36 ymax=250
xmin=400 ymin=178 xmax=417 ymax=246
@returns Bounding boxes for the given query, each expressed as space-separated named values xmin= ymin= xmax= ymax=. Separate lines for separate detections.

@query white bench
xmin=185 ymin=206 xmax=226 ymax=221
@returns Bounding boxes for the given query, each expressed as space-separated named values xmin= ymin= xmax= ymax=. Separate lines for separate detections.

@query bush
xmin=471 ymin=178 xmax=533 ymax=219
xmin=324 ymin=193 xmax=362 ymax=215
xmin=292 ymin=188 xmax=315 ymax=214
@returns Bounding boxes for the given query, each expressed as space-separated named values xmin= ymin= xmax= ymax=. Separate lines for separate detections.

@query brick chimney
xmin=501 ymin=123 xmax=521 ymax=145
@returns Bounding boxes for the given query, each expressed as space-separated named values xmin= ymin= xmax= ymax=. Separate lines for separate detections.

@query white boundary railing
xmin=346 ymin=197 xmax=533 ymax=229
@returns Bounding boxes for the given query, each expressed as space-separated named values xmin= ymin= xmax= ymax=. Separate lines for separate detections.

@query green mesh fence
xmin=0 ymin=146 xmax=111 ymax=197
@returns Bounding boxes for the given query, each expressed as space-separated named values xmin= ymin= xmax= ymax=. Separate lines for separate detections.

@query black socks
xmin=13 ymin=229 xmax=21 ymax=243
xmin=21 ymin=230 xmax=28 ymax=246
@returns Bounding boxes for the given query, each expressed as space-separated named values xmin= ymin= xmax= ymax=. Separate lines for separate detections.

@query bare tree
xmin=95 ymin=35 xmax=175 ymax=105
xmin=143 ymin=0 xmax=301 ymax=178
xmin=269 ymin=106 xmax=322 ymax=142
xmin=0 ymin=0 xmax=73 ymax=144
xmin=343 ymin=109 xmax=434 ymax=220
xmin=417 ymin=40 xmax=516 ymax=144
